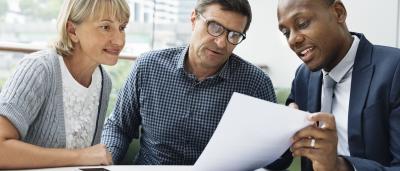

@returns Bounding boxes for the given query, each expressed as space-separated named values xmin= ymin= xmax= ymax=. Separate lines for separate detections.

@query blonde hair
xmin=54 ymin=0 xmax=130 ymax=57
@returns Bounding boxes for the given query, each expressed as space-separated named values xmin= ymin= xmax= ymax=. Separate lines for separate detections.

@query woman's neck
xmin=63 ymin=54 xmax=98 ymax=88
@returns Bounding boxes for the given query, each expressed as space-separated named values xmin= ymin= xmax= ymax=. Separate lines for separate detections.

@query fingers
xmin=307 ymin=113 xmax=336 ymax=130
xmin=107 ymin=153 xmax=113 ymax=165
xmin=291 ymin=138 xmax=334 ymax=160
xmin=99 ymin=144 xmax=113 ymax=165
xmin=291 ymin=146 xmax=321 ymax=161
xmin=288 ymin=102 xmax=299 ymax=109
xmin=290 ymin=113 xmax=339 ymax=170
xmin=105 ymin=149 xmax=113 ymax=165
xmin=293 ymin=112 xmax=337 ymax=141
xmin=291 ymin=137 xmax=329 ymax=150
xmin=291 ymin=137 xmax=322 ymax=160
xmin=78 ymin=144 xmax=113 ymax=166
xmin=291 ymin=113 xmax=338 ymax=153
xmin=292 ymin=125 xmax=332 ymax=142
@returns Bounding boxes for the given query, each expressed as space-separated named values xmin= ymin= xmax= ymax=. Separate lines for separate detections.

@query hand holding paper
xmin=194 ymin=92 xmax=311 ymax=171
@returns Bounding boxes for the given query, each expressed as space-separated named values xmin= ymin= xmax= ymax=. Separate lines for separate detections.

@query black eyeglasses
xmin=197 ymin=12 xmax=246 ymax=45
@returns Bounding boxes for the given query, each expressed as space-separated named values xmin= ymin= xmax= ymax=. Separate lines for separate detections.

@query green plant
xmin=288 ymin=157 xmax=301 ymax=171
xmin=104 ymin=60 xmax=134 ymax=116
xmin=275 ymin=87 xmax=291 ymax=104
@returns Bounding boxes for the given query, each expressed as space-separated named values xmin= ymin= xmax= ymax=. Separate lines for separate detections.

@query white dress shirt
xmin=321 ymin=35 xmax=360 ymax=156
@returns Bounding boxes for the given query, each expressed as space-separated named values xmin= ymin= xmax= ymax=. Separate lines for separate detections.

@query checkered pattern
xmin=101 ymin=46 xmax=276 ymax=165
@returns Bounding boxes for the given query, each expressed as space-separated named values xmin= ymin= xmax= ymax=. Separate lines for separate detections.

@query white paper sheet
xmin=194 ymin=92 xmax=311 ymax=171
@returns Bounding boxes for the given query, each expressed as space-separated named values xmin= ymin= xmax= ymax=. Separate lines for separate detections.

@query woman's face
xmin=68 ymin=15 xmax=128 ymax=66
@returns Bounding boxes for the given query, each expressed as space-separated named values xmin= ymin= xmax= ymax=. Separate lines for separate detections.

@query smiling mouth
xmin=300 ymin=47 xmax=313 ymax=57
xmin=104 ymin=49 xmax=121 ymax=56
xmin=206 ymin=47 xmax=223 ymax=55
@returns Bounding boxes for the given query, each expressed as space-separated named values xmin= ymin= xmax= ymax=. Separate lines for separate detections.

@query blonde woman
xmin=0 ymin=0 xmax=129 ymax=169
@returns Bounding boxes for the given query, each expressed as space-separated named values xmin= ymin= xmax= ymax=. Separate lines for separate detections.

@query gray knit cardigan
xmin=0 ymin=49 xmax=111 ymax=147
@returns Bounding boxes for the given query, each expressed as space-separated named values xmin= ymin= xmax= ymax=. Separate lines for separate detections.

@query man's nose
xmin=288 ymin=31 xmax=304 ymax=49
xmin=214 ymin=33 xmax=228 ymax=49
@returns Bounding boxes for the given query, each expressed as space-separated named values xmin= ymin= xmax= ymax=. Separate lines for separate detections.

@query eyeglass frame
xmin=196 ymin=11 xmax=246 ymax=45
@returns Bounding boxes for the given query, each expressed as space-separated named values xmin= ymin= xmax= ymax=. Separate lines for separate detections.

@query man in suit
xmin=277 ymin=0 xmax=400 ymax=170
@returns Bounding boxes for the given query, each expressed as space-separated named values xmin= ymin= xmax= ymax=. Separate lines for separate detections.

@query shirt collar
xmin=323 ymin=35 xmax=360 ymax=83
xmin=176 ymin=46 xmax=188 ymax=71
xmin=176 ymin=45 xmax=231 ymax=80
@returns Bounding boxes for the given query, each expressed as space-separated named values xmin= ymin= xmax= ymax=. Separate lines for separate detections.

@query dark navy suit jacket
xmin=286 ymin=33 xmax=400 ymax=170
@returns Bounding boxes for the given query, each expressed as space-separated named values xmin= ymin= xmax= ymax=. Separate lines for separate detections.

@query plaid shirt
xmin=101 ymin=46 xmax=276 ymax=165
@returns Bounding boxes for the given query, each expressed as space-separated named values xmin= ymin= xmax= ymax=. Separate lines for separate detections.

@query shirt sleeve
xmin=253 ymin=71 xmax=277 ymax=103
xmin=101 ymin=61 xmax=142 ymax=163
xmin=0 ymin=57 xmax=48 ymax=139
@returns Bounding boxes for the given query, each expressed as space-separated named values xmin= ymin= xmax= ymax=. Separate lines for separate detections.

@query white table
xmin=16 ymin=166 xmax=191 ymax=171
xmin=15 ymin=165 xmax=271 ymax=171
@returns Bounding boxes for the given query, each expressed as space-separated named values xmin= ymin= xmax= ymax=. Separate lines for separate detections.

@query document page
xmin=194 ymin=92 xmax=311 ymax=171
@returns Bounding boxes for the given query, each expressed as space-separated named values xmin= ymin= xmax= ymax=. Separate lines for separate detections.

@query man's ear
xmin=66 ymin=21 xmax=79 ymax=43
xmin=332 ymin=1 xmax=347 ymax=24
xmin=190 ymin=10 xmax=197 ymax=31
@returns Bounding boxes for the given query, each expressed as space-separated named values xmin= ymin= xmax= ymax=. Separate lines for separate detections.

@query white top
xmin=59 ymin=56 xmax=102 ymax=149
xmin=322 ymin=35 xmax=360 ymax=156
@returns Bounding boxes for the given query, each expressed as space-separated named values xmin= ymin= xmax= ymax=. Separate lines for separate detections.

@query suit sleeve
xmin=285 ymin=65 xmax=302 ymax=106
xmin=343 ymin=61 xmax=400 ymax=170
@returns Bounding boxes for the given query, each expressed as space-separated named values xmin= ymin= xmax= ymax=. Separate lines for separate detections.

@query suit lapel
xmin=308 ymin=71 xmax=322 ymax=113
xmin=348 ymin=33 xmax=374 ymax=157
xmin=304 ymin=72 xmax=322 ymax=171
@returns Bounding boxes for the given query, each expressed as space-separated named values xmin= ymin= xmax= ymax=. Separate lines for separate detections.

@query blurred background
xmin=0 ymin=0 xmax=399 ymax=170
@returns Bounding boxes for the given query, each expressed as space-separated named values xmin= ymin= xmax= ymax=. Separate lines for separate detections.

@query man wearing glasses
xmin=101 ymin=0 xmax=289 ymax=169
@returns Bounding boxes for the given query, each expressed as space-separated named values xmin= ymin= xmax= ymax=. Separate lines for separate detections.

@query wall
xmin=234 ymin=0 xmax=399 ymax=88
